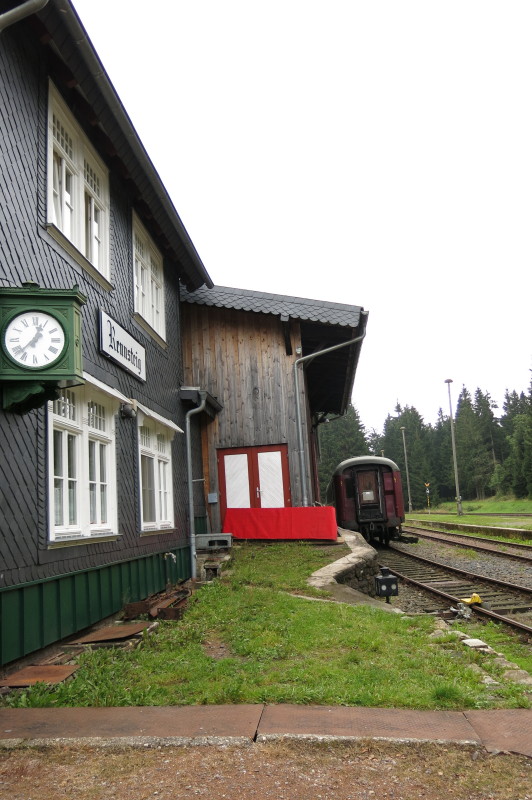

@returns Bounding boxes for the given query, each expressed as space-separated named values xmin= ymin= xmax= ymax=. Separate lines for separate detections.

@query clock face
xmin=3 ymin=311 xmax=66 ymax=369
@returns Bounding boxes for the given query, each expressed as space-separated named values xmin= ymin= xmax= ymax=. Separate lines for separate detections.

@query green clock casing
xmin=0 ymin=283 xmax=86 ymax=412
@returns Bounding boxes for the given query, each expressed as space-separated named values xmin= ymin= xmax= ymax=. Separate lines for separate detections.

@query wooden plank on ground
xmin=69 ymin=622 xmax=151 ymax=644
xmin=0 ymin=665 xmax=79 ymax=687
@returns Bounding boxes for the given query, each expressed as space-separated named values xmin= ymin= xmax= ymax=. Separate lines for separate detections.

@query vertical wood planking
xmin=180 ymin=302 xmax=309 ymax=528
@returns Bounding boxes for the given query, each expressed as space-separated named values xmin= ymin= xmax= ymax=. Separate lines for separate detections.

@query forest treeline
xmin=317 ymin=377 xmax=532 ymax=509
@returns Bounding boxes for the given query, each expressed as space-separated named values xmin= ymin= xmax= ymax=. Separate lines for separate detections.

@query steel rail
xmin=407 ymin=518 xmax=531 ymax=542
xmin=379 ymin=559 xmax=532 ymax=636
xmin=413 ymin=512 xmax=532 ymax=518
xmin=387 ymin=545 xmax=532 ymax=596
xmin=403 ymin=526 xmax=532 ymax=561
xmin=379 ymin=547 xmax=532 ymax=636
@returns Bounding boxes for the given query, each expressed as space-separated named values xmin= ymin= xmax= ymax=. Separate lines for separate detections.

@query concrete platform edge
xmin=0 ymin=735 xmax=255 ymax=750
xmin=256 ymin=734 xmax=480 ymax=746
xmin=1 ymin=705 xmax=531 ymax=758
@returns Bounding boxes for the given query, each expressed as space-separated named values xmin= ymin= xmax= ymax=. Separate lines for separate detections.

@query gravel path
xmin=1 ymin=739 xmax=531 ymax=800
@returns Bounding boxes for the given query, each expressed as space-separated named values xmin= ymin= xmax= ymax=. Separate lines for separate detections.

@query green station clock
xmin=0 ymin=282 xmax=87 ymax=413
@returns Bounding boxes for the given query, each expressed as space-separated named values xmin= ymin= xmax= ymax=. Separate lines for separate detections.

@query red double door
xmin=218 ymin=444 xmax=291 ymax=518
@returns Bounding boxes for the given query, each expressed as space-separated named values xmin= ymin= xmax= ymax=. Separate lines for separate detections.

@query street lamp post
xmin=445 ymin=379 xmax=463 ymax=516
xmin=400 ymin=426 xmax=413 ymax=514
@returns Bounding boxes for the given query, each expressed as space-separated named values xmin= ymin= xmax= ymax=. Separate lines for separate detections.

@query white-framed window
xmin=137 ymin=414 xmax=174 ymax=531
xmin=48 ymin=384 xmax=118 ymax=541
xmin=133 ymin=213 xmax=166 ymax=339
xmin=47 ymin=83 xmax=110 ymax=278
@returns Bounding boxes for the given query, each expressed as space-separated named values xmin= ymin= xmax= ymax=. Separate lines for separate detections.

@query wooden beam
xmin=280 ymin=314 xmax=292 ymax=355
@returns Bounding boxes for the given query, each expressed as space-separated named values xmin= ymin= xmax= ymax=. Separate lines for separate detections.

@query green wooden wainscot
xmin=0 ymin=547 xmax=190 ymax=667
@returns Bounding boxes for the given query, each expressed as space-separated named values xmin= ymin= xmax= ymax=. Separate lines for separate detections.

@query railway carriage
xmin=327 ymin=456 xmax=405 ymax=544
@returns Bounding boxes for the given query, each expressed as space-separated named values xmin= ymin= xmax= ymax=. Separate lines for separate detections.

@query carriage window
xmin=357 ymin=471 xmax=378 ymax=504
xmin=345 ymin=469 xmax=356 ymax=499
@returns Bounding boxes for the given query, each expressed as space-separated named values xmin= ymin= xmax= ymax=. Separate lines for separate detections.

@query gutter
xmin=0 ymin=0 xmax=49 ymax=32
xmin=185 ymin=390 xmax=207 ymax=580
xmin=294 ymin=315 xmax=368 ymax=507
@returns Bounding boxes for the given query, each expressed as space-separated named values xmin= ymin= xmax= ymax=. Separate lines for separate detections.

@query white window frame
xmin=48 ymin=384 xmax=118 ymax=542
xmin=133 ymin=213 xmax=166 ymax=340
xmin=47 ymin=82 xmax=110 ymax=278
xmin=137 ymin=408 xmax=175 ymax=532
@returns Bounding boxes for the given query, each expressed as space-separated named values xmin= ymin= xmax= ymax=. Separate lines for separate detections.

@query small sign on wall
xmin=99 ymin=310 xmax=146 ymax=381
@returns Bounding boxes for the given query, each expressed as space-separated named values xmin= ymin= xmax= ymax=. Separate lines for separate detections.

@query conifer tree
xmin=455 ymin=387 xmax=493 ymax=500
xmin=322 ymin=369 xmax=532 ymax=505
xmin=317 ymin=404 xmax=369 ymax=498
xmin=380 ymin=405 xmax=434 ymax=509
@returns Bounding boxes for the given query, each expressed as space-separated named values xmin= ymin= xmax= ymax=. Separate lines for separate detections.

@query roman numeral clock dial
xmin=3 ymin=311 xmax=66 ymax=369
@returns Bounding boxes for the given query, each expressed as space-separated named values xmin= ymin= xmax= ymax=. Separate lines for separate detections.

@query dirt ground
xmin=1 ymin=739 xmax=531 ymax=800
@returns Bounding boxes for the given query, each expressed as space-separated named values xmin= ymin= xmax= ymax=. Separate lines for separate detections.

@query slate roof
xmin=180 ymin=285 xmax=364 ymax=328
xmin=29 ymin=0 xmax=212 ymax=291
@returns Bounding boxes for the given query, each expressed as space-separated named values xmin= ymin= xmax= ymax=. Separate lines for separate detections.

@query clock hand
xmin=20 ymin=326 xmax=43 ymax=352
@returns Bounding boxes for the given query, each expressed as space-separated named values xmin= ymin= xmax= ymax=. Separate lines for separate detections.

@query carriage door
xmin=218 ymin=445 xmax=291 ymax=517
xmin=355 ymin=469 xmax=383 ymax=523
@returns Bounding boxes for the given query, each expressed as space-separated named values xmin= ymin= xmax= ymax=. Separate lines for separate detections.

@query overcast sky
xmin=73 ymin=0 xmax=532 ymax=432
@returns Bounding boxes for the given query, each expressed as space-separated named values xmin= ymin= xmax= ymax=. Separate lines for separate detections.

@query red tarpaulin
xmin=222 ymin=506 xmax=338 ymax=540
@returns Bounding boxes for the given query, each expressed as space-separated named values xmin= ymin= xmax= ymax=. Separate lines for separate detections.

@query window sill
xmin=133 ymin=313 xmax=167 ymax=349
xmin=140 ymin=527 xmax=176 ymax=537
xmin=48 ymin=534 xmax=120 ymax=548
xmin=45 ymin=225 xmax=114 ymax=292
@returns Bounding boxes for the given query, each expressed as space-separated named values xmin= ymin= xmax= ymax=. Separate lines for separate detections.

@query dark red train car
xmin=326 ymin=456 xmax=405 ymax=544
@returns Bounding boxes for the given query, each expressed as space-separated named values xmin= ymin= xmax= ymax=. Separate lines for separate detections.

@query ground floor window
xmin=138 ymin=416 xmax=174 ymax=531
xmin=48 ymin=385 xmax=118 ymax=541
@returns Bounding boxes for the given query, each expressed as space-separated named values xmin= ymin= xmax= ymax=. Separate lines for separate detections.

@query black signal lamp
xmin=375 ymin=567 xmax=399 ymax=603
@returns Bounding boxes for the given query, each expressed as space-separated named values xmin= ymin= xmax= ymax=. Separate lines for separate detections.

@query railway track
xmin=378 ymin=545 xmax=532 ymax=636
xmin=403 ymin=525 xmax=532 ymax=562
xmin=415 ymin=511 xmax=532 ymax=518
xmin=407 ymin=517 xmax=532 ymax=542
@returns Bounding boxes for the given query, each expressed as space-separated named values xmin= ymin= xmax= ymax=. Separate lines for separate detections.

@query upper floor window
xmin=47 ymin=83 xmax=110 ymax=278
xmin=133 ymin=213 xmax=166 ymax=339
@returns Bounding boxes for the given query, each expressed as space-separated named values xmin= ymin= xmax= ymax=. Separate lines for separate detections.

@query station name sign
xmin=99 ymin=310 xmax=146 ymax=381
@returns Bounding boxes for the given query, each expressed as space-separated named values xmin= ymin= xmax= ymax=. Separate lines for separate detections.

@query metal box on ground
xmin=195 ymin=533 xmax=232 ymax=550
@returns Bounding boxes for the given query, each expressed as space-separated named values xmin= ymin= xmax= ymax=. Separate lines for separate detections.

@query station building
xmin=0 ymin=0 xmax=366 ymax=667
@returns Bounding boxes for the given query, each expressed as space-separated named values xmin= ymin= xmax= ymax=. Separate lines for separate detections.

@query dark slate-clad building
xmin=0 ymin=0 xmax=213 ymax=666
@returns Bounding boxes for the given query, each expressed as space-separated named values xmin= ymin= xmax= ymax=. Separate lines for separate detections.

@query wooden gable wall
xmin=181 ymin=303 xmax=313 ymax=529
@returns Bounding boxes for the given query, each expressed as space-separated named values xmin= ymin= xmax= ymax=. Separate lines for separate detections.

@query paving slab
xmin=465 ymin=709 xmax=532 ymax=758
xmin=257 ymin=705 xmax=481 ymax=745
xmin=1 ymin=705 xmax=532 ymax=757
xmin=0 ymin=705 xmax=264 ymax=746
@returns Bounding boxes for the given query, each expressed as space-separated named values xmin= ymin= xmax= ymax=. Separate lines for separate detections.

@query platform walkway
xmin=1 ymin=704 xmax=531 ymax=758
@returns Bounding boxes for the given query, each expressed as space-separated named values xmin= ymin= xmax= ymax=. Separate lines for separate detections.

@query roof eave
xmin=37 ymin=0 xmax=213 ymax=291
xmin=339 ymin=311 xmax=368 ymax=414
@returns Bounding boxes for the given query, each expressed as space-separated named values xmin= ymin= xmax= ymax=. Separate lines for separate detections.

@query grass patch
xmin=456 ymin=620 xmax=532 ymax=676
xmin=437 ymin=498 xmax=532 ymax=515
xmin=2 ymin=542 xmax=531 ymax=711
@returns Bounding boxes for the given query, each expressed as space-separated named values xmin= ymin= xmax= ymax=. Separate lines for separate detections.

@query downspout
xmin=0 ymin=0 xmax=49 ymax=32
xmin=185 ymin=390 xmax=207 ymax=580
xmin=294 ymin=322 xmax=367 ymax=507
